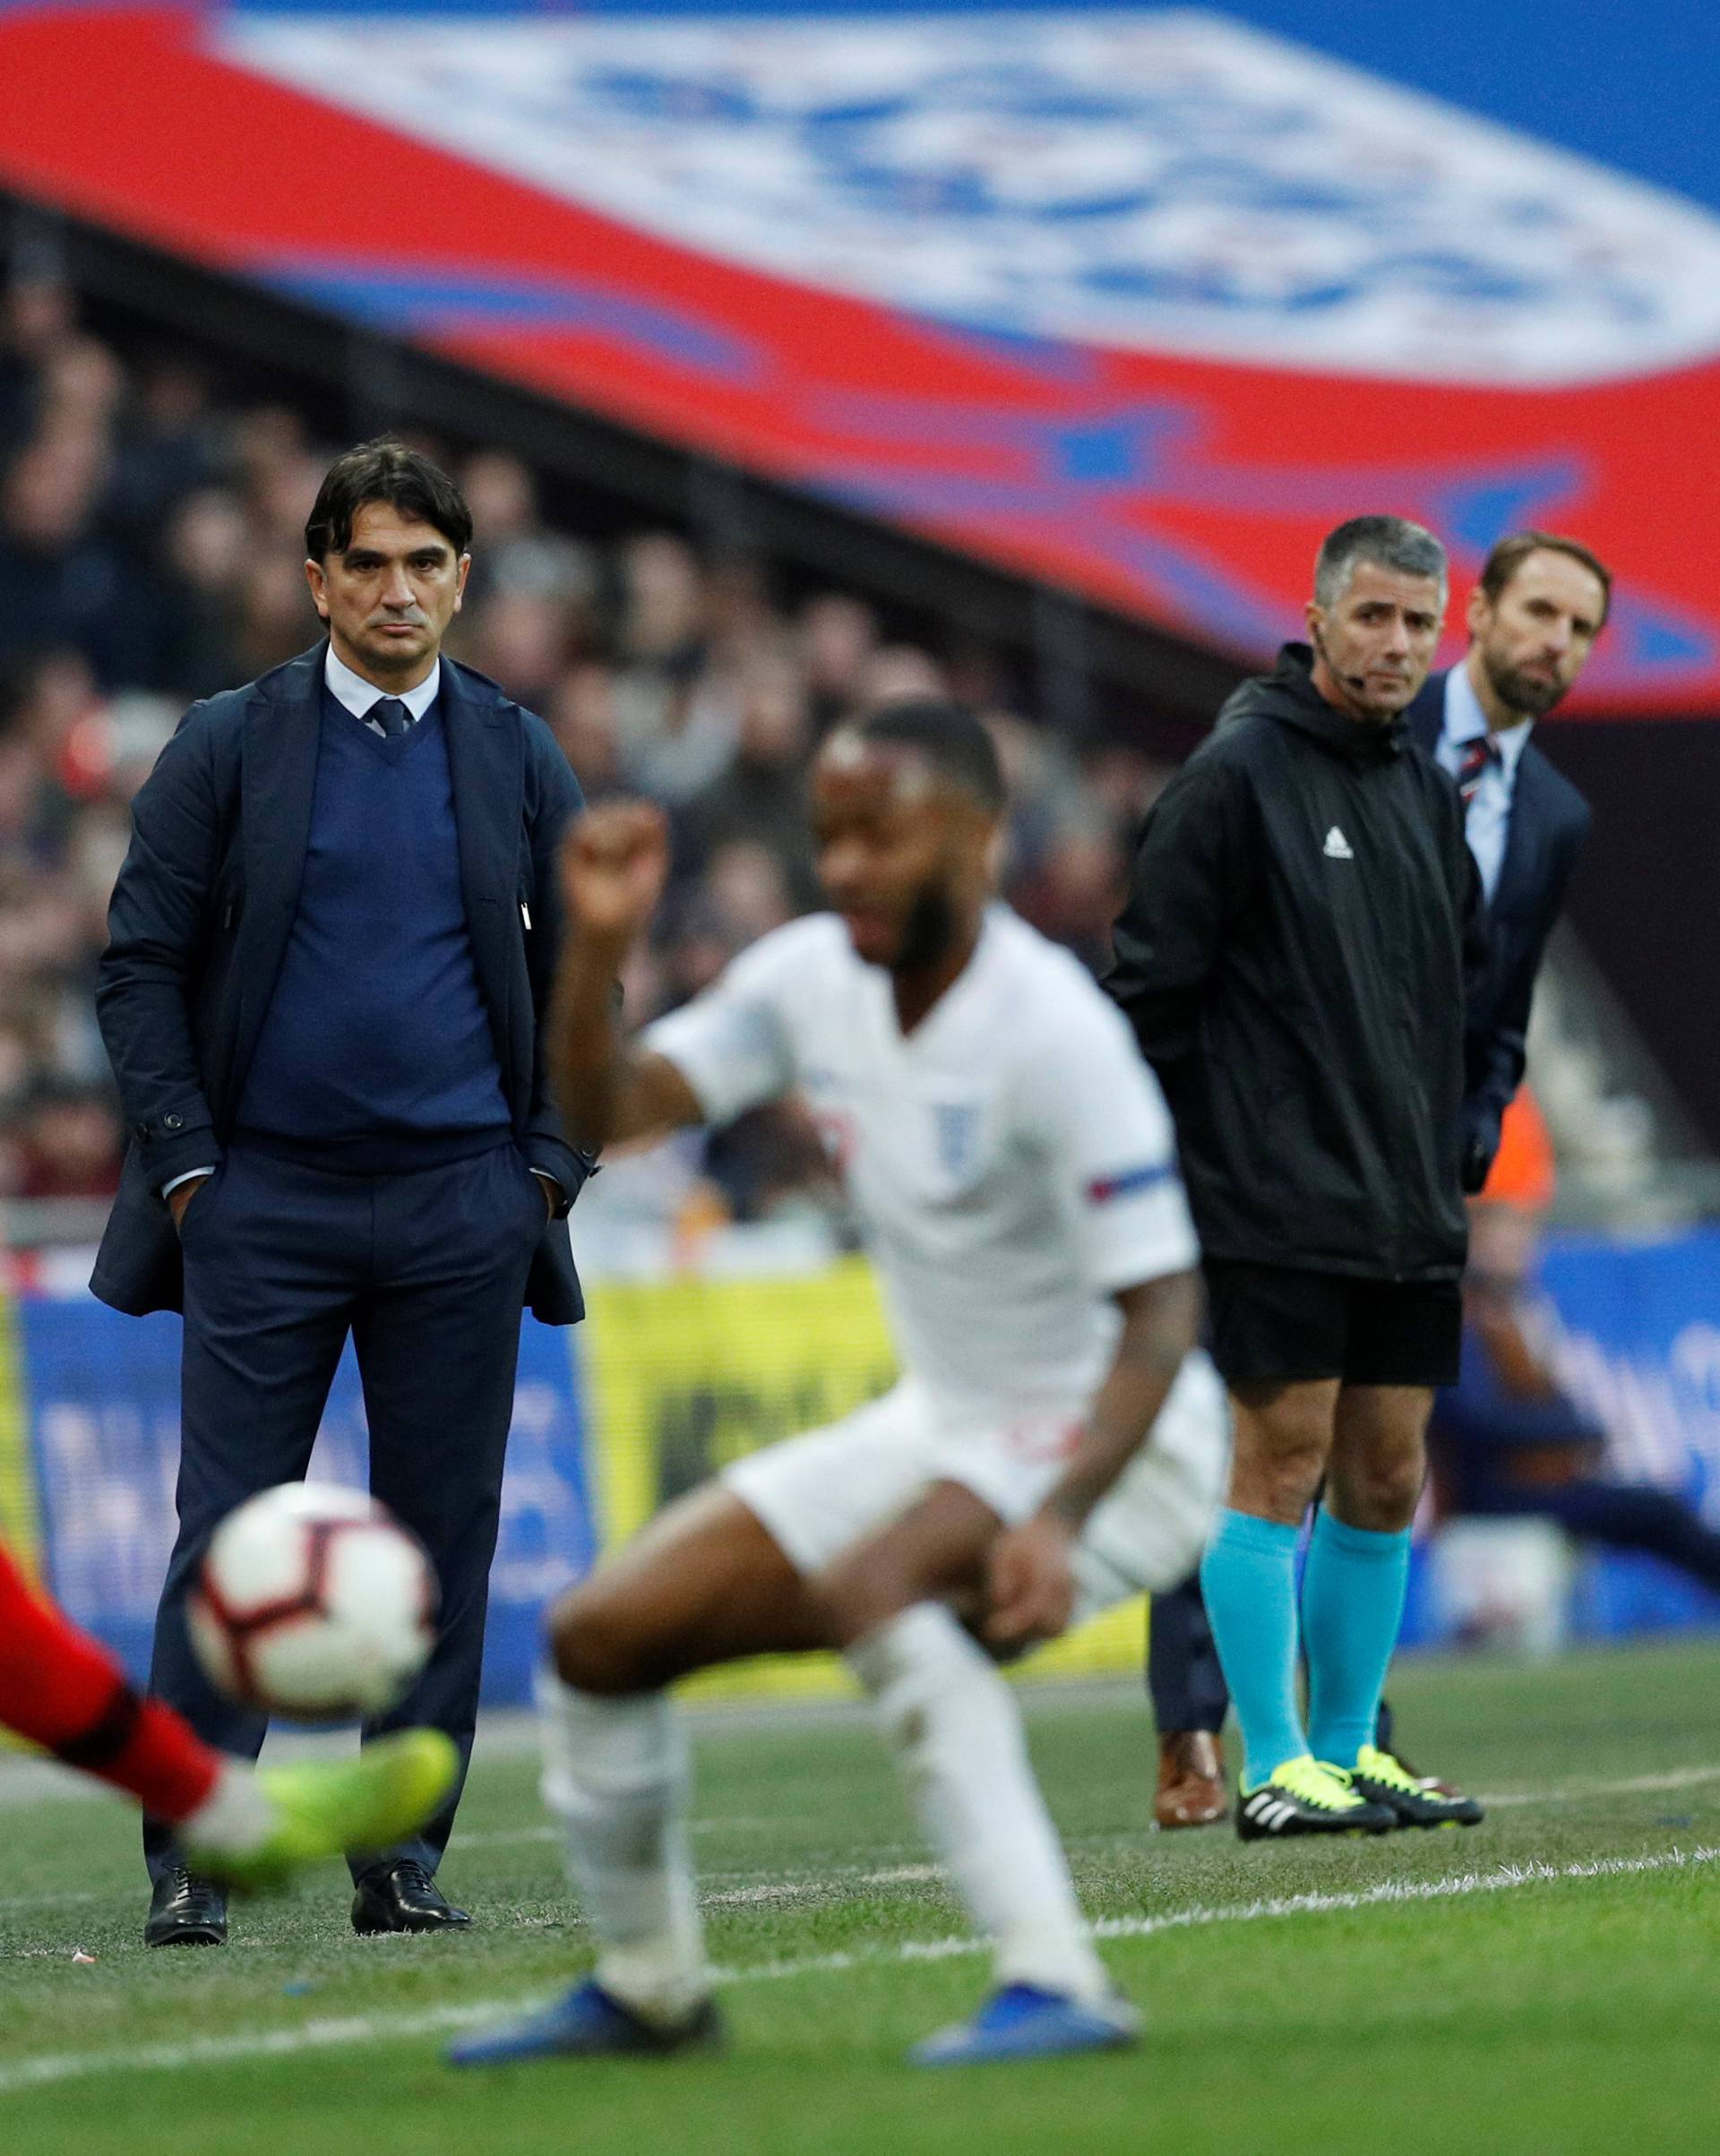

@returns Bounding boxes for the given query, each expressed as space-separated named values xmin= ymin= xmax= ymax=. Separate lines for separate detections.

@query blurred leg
xmin=818 ymin=1483 xmax=1111 ymax=2004
xmin=0 ymin=1542 xmax=218 ymax=1819
xmin=1531 ymin=1480 xmax=1720 ymax=1593
xmin=543 ymin=1484 xmax=831 ymax=2024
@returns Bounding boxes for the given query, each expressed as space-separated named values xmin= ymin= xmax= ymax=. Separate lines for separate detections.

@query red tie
xmin=1455 ymin=734 xmax=1501 ymax=806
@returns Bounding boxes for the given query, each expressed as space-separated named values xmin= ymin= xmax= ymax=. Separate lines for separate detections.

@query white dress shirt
xmin=322 ymin=644 xmax=442 ymax=728
xmin=167 ymin=647 xmax=560 ymax=1214
xmin=1432 ymin=664 xmax=1533 ymax=905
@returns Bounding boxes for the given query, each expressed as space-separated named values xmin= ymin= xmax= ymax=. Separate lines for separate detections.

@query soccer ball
xmin=188 ymin=1482 xmax=438 ymax=1720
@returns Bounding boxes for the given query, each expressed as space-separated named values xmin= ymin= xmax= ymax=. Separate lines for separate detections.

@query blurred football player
xmin=452 ymin=700 xmax=1226 ymax=2070
xmin=0 ymin=1539 xmax=455 ymax=1901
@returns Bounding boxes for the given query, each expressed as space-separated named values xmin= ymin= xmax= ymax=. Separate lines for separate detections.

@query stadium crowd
xmin=0 ymin=274 xmax=1171 ymax=1225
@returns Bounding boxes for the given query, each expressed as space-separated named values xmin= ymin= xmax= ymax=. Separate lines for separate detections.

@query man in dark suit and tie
xmin=96 ymin=440 xmax=592 ymax=1943
xmin=1147 ymin=529 xmax=1610 ymax=1830
xmin=1409 ymin=532 xmax=1604 ymax=1194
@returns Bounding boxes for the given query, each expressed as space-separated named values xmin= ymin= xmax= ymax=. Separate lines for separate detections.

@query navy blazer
xmin=1408 ymin=672 xmax=1591 ymax=1157
xmin=92 ymin=643 xmax=592 ymax=1325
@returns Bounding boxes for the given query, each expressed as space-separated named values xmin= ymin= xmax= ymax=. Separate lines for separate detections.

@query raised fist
xmin=560 ymin=800 xmax=671 ymax=947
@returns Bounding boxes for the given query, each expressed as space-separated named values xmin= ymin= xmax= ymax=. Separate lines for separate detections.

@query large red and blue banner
xmin=0 ymin=0 xmax=1716 ymax=712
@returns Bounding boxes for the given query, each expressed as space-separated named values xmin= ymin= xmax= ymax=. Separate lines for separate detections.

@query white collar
xmin=323 ymin=643 xmax=442 ymax=723
xmin=1444 ymin=662 xmax=1534 ymax=777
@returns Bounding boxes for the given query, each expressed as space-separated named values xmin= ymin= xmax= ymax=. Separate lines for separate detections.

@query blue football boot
xmin=449 ymin=1977 xmax=721 ymax=2066
xmin=909 ymin=1982 xmax=1138 ymax=2066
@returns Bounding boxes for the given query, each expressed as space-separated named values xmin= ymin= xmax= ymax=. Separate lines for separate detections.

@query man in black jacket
xmin=1145 ymin=529 xmax=1606 ymax=1831
xmin=1108 ymin=515 xmax=1484 ymax=1839
xmin=97 ymin=441 xmax=590 ymax=1945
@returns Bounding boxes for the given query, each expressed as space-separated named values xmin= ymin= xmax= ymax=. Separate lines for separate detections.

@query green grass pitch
xmin=3 ymin=1640 xmax=1718 ymax=2155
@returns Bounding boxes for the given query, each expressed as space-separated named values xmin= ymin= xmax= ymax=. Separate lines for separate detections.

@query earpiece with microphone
xmin=1310 ymin=627 xmax=1372 ymax=698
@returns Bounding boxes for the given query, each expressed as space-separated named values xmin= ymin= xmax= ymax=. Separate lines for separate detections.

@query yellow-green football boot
xmin=1235 ymin=1753 xmax=1397 ymax=1839
xmin=185 ymin=1730 xmax=459 ymax=1890
xmin=1347 ymin=1742 xmax=1484 ymax=1829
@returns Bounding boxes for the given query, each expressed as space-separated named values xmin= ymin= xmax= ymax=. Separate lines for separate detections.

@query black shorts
xmin=1203 ymin=1260 xmax=1462 ymax=1389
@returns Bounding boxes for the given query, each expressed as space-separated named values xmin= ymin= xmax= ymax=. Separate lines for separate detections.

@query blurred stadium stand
xmin=0 ymin=229 xmax=1221 ymax=1250
xmin=0 ymin=0 xmax=1716 ymax=1236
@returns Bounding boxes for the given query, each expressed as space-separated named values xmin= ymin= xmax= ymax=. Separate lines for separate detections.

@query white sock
xmin=179 ymin=1760 xmax=279 ymax=1859
xmin=538 ymin=1669 xmax=708 ymax=2023
xmin=846 ymin=1602 xmax=1109 ymax=2005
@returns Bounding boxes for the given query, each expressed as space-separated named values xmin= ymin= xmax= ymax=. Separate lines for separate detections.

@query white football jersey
xmin=644 ymin=906 xmax=1200 ymax=1425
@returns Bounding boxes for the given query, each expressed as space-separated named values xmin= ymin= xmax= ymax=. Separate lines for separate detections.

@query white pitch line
xmin=3 ymin=1841 xmax=1716 ymax=2096
xmin=450 ymin=1816 xmax=790 ymax=1852
xmin=707 ymin=1863 xmax=940 ymax=1909
xmin=1477 ymin=1761 xmax=1720 ymax=1808
xmin=0 ymin=1889 xmax=107 ymax=1916
xmin=0 ymin=2000 xmax=520 ymax=2094
xmin=731 ymin=1841 xmax=1720 ymax=1985
xmin=446 ymin=1825 xmax=557 ymax=1851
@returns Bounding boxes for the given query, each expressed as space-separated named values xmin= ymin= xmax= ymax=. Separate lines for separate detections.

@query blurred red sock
xmin=0 ymin=1541 xmax=218 ymax=1820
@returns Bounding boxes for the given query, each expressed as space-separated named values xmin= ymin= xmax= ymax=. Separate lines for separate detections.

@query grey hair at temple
xmin=1313 ymin=515 xmax=1449 ymax=612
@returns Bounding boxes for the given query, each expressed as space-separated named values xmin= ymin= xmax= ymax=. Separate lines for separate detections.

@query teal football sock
xmin=1198 ymin=1508 xmax=1305 ymax=1789
xmin=1303 ymin=1509 xmax=1413 ymax=1771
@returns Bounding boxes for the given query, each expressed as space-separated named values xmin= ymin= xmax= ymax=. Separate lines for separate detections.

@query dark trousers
xmin=1147 ymin=1572 xmax=1231 ymax=1735
xmin=1464 ymin=1475 xmax=1720 ymax=1593
xmin=144 ymin=1138 xmax=546 ymax=1885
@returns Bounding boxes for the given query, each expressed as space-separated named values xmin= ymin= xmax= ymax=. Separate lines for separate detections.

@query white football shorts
xmin=721 ymin=1352 xmax=1229 ymax=1621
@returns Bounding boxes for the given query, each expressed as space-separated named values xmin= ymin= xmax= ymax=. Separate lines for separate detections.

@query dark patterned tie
xmin=368 ymin=698 xmax=412 ymax=739
xmin=1455 ymin=734 xmax=1501 ymax=806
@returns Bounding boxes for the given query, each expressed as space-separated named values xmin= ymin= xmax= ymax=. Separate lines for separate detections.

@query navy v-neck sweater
xmin=236 ymin=689 xmax=511 ymax=1166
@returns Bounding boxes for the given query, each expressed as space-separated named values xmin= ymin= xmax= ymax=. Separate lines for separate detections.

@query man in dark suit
xmin=1409 ymin=532 xmax=1604 ymax=1191
xmin=96 ymin=440 xmax=591 ymax=1943
xmin=1147 ymin=529 xmax=1610 ymax=1831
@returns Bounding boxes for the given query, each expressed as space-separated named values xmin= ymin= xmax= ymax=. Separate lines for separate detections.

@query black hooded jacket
xmin=1106 ymin=645 xmax=1484 ymax=1283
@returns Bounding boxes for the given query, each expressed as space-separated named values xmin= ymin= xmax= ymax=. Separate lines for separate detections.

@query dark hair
xmin=847 ymin=698 xmax=1008 ymax=814
xmin=304 ymin=438 xmax=473 ymax=562
xmin=1313 ymin=515 xmax=1448 ymax=610
xmin=1478 ymin=530 xmax=1612 ymax=629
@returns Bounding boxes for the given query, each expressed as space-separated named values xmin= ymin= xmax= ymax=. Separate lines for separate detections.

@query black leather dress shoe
xmin=351 ymin=1858 xmax=470 ymax=1935
xmin=144 ymin=1867 xmax=228 ymax=1947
